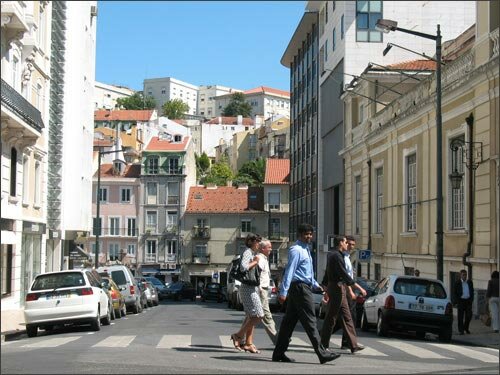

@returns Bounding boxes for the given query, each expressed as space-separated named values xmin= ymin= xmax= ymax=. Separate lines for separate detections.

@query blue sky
xmin=95 ymin=1 xmax=306 ymax=92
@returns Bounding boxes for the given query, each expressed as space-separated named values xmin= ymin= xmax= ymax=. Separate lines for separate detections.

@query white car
xmin=361 ymin=274 xmax=453 ymax=342
xmin=24 ymin=269 xmax=112 ymax=337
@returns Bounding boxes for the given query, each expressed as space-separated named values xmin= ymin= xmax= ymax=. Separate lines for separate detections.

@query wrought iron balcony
xmin=1 ymin=79 xmax=44 ymax=133
xmin=192 ymin=226 xmax=210 ymax=239
xmin=268 ymin=232 xmax=286 ymax=241
xmin=192 ymin=254 xmax=210 ymax=264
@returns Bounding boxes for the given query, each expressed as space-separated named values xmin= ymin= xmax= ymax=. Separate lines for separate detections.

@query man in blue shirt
xmin=272 ymin=224 xmax=340 ymax=364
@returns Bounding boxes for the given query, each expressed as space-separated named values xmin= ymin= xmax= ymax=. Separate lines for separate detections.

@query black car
xmin=163 ymin=281 xmax=196 ymax=301
xmin=201 ymin=283 xmax=224 ymax=303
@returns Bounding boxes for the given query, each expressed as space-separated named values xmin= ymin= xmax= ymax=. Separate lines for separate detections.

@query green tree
xmin=195 ymin=152 xmax=211 ymax=183
xmin=116 ymin=92 xmax=156 ymax=110
xmin=222 ymin=92 xmax=252 ymax=117
xmin=204 ymin=158 xmax=233 ymax=186
xmin=162 ymin=98 xmax=190 ymax=119
xmin=234 ymin=158 xmax=266 ymax=187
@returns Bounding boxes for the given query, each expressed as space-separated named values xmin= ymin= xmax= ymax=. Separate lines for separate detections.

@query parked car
xmin=163 ymin=281 xmax=196 ymax=301
xmin=361 ymin=274 xmax=453 ymax=342
xmin=98 ymin=265 xmax=142 ymax=314
xmin=143 ymin=276 xmax=168 ymax=300
xmin=24 ymin=269 xmax=112 ymax=337
xmin=268 ymin=279 xmax=280 ymax=312
xmin=201 ymin=282 xmax=224 ymax=303
xmin=101 ymin=276 xmax=127 ymax=318
xmin=136 ymin=279 xmax=159 ymax=307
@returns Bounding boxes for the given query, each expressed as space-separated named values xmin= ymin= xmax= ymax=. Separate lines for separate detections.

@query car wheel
xmin=361 ymin=310 xmax=369 ymax=332
xmin=153 ymin=300 xmax=159 ymax=306
xmin=147 ymin=301 xmax=153 ymax=307
xmin=376 ymin=312 xmax=388 ymax=337
xmin=439 ymin=327 xmax=452 ymax=343
xmin=26 ymin=324 xmax=38 ymax=338
xmin=102 ymin=305 xmax=111 ymax=326
xmin=91 ymin=310 xmax=101 ymax=331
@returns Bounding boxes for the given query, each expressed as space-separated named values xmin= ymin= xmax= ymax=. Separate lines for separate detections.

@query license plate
xmin=409 ymin=303 xmax=433 ymax=311
xmin=46 ymin=293 xmax=71 ymax=300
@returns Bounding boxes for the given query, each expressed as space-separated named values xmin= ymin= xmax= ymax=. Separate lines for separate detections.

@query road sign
xmin=358 ymin=249 xmax=372 ymax=262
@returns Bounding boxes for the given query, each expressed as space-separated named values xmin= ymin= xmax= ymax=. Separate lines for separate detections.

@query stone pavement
xmin=1 ymin=307 xmax=498 ymax=349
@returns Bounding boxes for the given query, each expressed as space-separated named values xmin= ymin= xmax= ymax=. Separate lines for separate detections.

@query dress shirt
xmin=258 ymin=253 xmax=271 ymax=289
xmin=326 ymin=249 xmax=355 ymax=286
xmin=461 ymin=280 xmax=471 ymax=299
xmin=344 ymin=252 xmax=353 ymax=279
xmin=279 ymin=240 xmax=320 ymax=298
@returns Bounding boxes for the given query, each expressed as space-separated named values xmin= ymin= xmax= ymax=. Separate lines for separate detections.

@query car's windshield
xmin=394 ymin=278 xmax=447 ymax=299
xmin=146 ymin=278 xmax=164 ymax=286
xmin=167 ymin=282 xmax=183 ymax=290
xmin=31 ymin=272 xmax=85 ymax=290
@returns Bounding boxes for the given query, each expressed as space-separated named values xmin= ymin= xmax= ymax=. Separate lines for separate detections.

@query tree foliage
xmin=116 ymin=92 xmax=156 ymax=110
xmin=162 ymin=98 xmax=190 ymax=119
xmin=222 ymin=92 xmax=252 ymax=117
xmin=204 ymin=157 xmax=233 ymax=186
xmin=195 ymin=152 xmax=211 ymax=182
xmin=233 ymin=158 xmax=266 ymax=187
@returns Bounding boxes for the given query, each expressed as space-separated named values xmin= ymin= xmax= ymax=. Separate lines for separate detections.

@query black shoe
xmin=465 ymin=330 xmax=471 ymax=334
xmin=351 ymin=345 xmax=365 ymax=354
xmin=319 ymin=352 xmax=341 ymax=364
xmin=272 ymin=354 xmax=295 ymax=363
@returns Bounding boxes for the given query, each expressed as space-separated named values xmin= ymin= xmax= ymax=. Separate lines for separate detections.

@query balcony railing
xmin=144 ymin=226 xmax=158 ymax=235
xmin=163 ymin=225 xmax=178 ymax=235
xmin=91 ymin=228 xmax=139 ymax=237
xmin=143 ymin=166 xmax=184 ymax=176
xmin=144 ymin=255 xmax=157 ymax=263
xmin=166 ymin=254 xmax=177 ymax=262
xmin=267 ymin=232 xmax=286 ymax=241
xmin=192 ymin=254 xmax=210 ymax=264
xmin=192 ymin=226 xmax=210 ymax=239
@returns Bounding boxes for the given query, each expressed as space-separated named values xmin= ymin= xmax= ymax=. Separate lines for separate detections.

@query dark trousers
xmin=320 ymin=283 xmax=357 ymax=349
xmin=331 ymin=294 xmax=356 ymax=346
xmin=273 ymin=282 xmax=329 ymax=360
xmin=457 ymin=298 xmax=473 ymax=333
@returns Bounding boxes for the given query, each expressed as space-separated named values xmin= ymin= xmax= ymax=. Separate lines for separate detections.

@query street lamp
xmin=376 ymin=18 xmax=444 ymax=281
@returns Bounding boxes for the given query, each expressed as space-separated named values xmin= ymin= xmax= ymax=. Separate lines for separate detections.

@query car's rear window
xmin=394 ymin=278 xmax=447 ymax=299
xmin=31 ymin=272 xmax=85 ymax=290
xmin=111 ymin=270 xmax=127 ymax=285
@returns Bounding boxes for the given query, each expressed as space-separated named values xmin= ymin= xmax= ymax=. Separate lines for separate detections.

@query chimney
xmin=237 ymin=115 xmax=243 ymax=125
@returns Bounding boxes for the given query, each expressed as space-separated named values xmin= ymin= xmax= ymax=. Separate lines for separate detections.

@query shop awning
xmin=141 ymin=267 xmax=160 ymax=275
xmin=158 ymin=269 xmax=180 ymax=275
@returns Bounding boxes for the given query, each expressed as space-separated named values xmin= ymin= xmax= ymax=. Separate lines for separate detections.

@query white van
xmin=98 ymin=265 xmax=142 ymax=314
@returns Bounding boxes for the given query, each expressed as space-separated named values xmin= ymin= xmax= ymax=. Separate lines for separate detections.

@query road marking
xmin=22 ymin=336 xmax=81 ymax=348
xmin=92 ymin=335 xmax=135 ymax=348
xmin=219 ymin=335 xmax=239 ymax=349
xmin=379 ymin=340 xmax=451 ymax=359
xmin=157 ymin=335 xmax=191 ymax=349
xmin=289 ymin=337 xmax=313 ymax=351
xmin=428 ymin=343 xmax=500 ymax=363
xmin=328 ymin=338 xmax=387 ymax=356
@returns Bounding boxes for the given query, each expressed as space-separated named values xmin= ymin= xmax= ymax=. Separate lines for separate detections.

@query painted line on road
xmin=22 ymin=336 xmax=81 ymax=348
xmin=428 ymin=343 xmax=500 ymax=363
xmin=92 ymin=335 xmax=135 ymax=348
xmin=328 ymin=338 xmax=387 ymax=356
xmin=289 ymin=337 xmax=313 ymax=351
xmin=157 ymin=335 xmax=191 ymax=349
xmin=378 ymin=340 xmax=452 ymax=359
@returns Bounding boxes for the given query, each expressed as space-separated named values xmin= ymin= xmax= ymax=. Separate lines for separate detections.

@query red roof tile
xmin=244 ymin=86 xmax=290 ymax=98
xmin=145 ymin=136 xmax=190 ymax=151
xmin=95 ymin=163 xmax=141 ymax=178
xmin=186 ymin=186 xmax=263 ymax=213
xmin=386 ymin=59 xmax=436 ymax=71
xmin=264 ymin=159 xmax=290 ymax=184
xmin=94 ymin=109 xmax=154 ymax=121
xmin=206 ymin=117 xmax=254 ymax=125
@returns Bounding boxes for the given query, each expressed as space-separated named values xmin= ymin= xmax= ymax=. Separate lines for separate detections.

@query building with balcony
xmin=138 ymin=134 xmax=196 ymax=284
xmin=340 ymin=1 xmax=498 ymax=295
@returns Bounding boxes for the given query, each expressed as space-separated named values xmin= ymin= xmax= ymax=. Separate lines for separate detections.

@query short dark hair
xmin=333 ymin=235 xmax=346 ymax=248
xmin=297 ymin=223 xmax=314 ymax=235
xmin=346 ymin=235 xmax=355 ymax=242
xmin=244 ymin=233 xmax=261 ymax=247
xmin=492 ymin=271 xmax=499 ymax=279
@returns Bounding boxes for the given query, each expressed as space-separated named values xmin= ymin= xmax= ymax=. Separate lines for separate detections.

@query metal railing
xmin=1 ymin=79 xmax=44 ymax=132
xmin=192 ymin=226 xmax=210 ymax=239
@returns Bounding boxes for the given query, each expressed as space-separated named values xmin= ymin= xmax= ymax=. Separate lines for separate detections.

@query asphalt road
xmin=1 ymin=299 xmax=498 ymax=374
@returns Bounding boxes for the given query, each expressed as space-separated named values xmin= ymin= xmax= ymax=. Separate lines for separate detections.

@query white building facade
xmin=197 ymin=85 xmax=242 ymax=118
xmin=143 ymin=77 xmax=199 ymax=116
xmin=94 ymin=81 xmax=135 ymax=110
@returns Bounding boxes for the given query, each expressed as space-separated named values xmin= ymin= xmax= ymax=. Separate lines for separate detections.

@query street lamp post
xmin=376 ymin=19 xmax=444 ymax=281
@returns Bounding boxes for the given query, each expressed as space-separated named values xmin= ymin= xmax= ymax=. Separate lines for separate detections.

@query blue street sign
xmin=358 ymin=249 xmax=372 ymax=262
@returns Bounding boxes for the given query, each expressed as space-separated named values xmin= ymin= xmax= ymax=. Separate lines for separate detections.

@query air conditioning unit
xmin=90 ymin=5 xmax=98 ymax=17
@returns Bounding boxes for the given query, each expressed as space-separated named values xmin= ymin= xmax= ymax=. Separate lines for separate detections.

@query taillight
xmin=26 ymin=293 xmax=39 ymax=302
xmin=111 ymin=290 xmax=118 ymax=299
xmin=130 ymin=285 xmax=135 ymax=295
xmin=445 ymin=302 xmax=453 ymax=315
xmin=384 ymin=295 xmax=395 ymax=309
xmin=80 ymin=287 xmax=93 ymax=296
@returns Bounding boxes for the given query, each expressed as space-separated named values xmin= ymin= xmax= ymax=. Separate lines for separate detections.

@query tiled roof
xmin=385 ymin=60 xmax=436 ymax=71
xmin=206 ymin=117 xmax=254 ymax=125
xmin=186 ymin=186 xmax=263 ymax=213
xmin=145 ymin=136 xmax=190 ymax=151
xmin=244 ymin=86 xmax=290 ymax=98
xmin=94 ymin=109 xmax=154 ymax=121
xmin=264 ymin=159 xmax=290 ymax=184
xmin=95 ymin=163 xmax=141 ymax=178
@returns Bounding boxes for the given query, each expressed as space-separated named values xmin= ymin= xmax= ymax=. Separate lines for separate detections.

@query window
xmin=109 ymin=217 xmax=120 ymax=236
xmin=356 ymin=0 xmax=382 ymax=42
xmin=375 ymin=167 xmax=383 ymax=233
xmin=93 ymin=217 xmax=102 ymax=236
xmin=168 ymin=158 xmax=180 ymax=174
xmin=161 ymin=87 xmax=166 ymax=94
xmin=98 ymin=187 xmax=108 ymax=203
xmin=146 ymin=182 xmax=157 ymax=204
xmin=358 ymin=102 xmax=365 ymax=124
xmin=35 ymin=82 xmax=43 ymax=110
xmin=10 ymin=147 xmax=17 ymax=196
xmin=374 ymin=263 xmax=381 ymax=281
xmin=324 ymin=40 xmax=328 ymax=61
xmin=268 ymin=192 xmax=281 ymax=210
xmin=147 ymin=156 xmax=159 ymax=174
xmin=145 ymin=240 xmax=157 ymax=263
xmin=341 ymin=15 xmax=345 ymax=39
xmin=127 ymin=244 xmax=136 ymax=257
xmin=34 ymin=161 xmax=41 ymax=206
xmin=332 ymin=28 xmax=336 ymax=51
xmin=127 ymin=217 xmax=136 ymax=236
xmin=167 ymin=181 xmax=179 ymax=204
xmin=355 ymin=175 xmax=361 ymax=234
xmin=37 ymin=7 xmax=46 ymax=48
xmin=197 ymin=218 xmax=207 ymax=228
xmin=450 ymin=135 xmax=465 ymax=229
xmin=12 ymin=56 xmax=19 ymax=90
xmin=120 ymin=187 xmax=131 ymax=203
xmin=406 ymin=154 xmax=417 ymax=232
xmin=269 ymin=218 xmax=281 ymax=238
xmin=195 ymin=244 xmax=208 ymax=257
xmin=166 ymin=240 xmax=177 ymax=255
xmin=22 ymin=156 xmax=29 ymax=204
xmin=109 ymin=243 xmax=120 ymax=261
xmin=167 ymin=211 xmax=177 ymax=229
xmin=146 ymin=211 xmax=157 ymax=233
xmin=325 ymin=2 xmax=328 ymax=24
xmin=241 ymin=219 xmax=252 ymax=233
xmin=1 ymin=245 xmax=13 ymax=296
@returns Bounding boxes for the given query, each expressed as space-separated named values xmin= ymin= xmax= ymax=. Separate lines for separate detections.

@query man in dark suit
xmin=454 ymin=269 xmax=474 ymax=334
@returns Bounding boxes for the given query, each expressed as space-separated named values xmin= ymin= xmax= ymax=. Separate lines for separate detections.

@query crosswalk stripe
xmin=156 ymin=335 xmax=191 ymax=349
xmin=92 ymin=335 xmax=135 ymax=348
xmin=290 ymin=336 xmax=312 ymax=351
xmin=379 ymin=340 xmax=451 ymax=359
xmin=22 ymin=336 xmax=81 ymax=348
xmin=327 ymin=338 xmax=387 ymax=356
xmin=428 ymin=343 xmax=499 ymax=363
xmin=219 ymin=335 xmax=237 ymax=349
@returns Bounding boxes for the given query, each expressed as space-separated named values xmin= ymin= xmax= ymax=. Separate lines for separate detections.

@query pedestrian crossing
xmin=9 ymin=334 xmax=498 ymax=364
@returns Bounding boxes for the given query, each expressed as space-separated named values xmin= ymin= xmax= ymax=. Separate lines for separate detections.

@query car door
xmin=364 ymin=277 xmax=388 ymax=323
xmin=86 ymin=271 xmax=108 ymax=317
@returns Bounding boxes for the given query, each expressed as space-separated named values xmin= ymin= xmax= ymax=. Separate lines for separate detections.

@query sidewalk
xmin=1 ymin=307 xmax=499 ymax=348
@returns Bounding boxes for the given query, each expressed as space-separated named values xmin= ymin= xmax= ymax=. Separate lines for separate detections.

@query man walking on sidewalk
xmin=454 ymin=269 xmax=474 ymax=335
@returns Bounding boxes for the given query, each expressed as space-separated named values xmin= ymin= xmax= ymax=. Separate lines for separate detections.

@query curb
xmin=1 ymin=330 xmax=26 ymax=343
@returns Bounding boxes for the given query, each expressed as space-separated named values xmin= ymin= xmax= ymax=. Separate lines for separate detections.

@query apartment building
xmin=94 ymin=81 xmax=135 ymax=110
xmin=257 ymin=115 xmax=290 ymax=159
xmin=197 ymin=85 xmax=242 ymax=118
xmin=143 ymin=77 xmax=198 ymax=116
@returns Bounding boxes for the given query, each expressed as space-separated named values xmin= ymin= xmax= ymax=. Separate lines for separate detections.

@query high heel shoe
xmin=230 ymin=334 xmax=243 ymax=351
xmin=242 ymin=344 xmax=261 ymax=354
